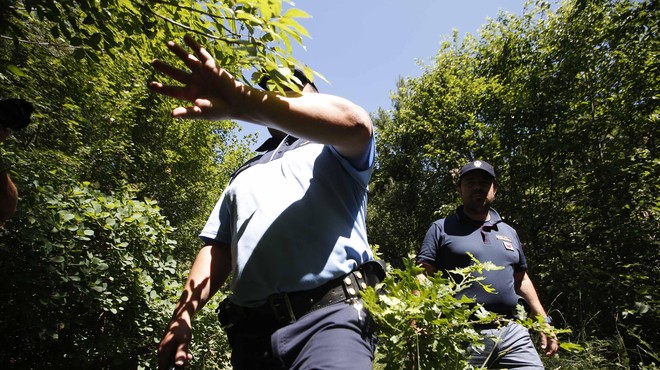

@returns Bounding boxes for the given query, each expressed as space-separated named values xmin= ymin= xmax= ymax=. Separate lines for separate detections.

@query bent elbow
xmin=345 ymin=106 xmax=373 ymax=146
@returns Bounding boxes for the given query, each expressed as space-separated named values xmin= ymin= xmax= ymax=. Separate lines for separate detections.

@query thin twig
xmin=148 ymin=0 xmax=243 ymax=36
xmin=0 ymin=34 xmax=80 ymax=48
xmin=148 ymin=10 xmax=247 ymax=44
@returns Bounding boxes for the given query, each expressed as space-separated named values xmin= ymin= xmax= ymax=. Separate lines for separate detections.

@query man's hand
xmin=148 ymin=35 xmax=373 ymax=160
xmin=158 ymin=315 xmax=194 ymax=370
xmin=148 ymin=34 xmax=246 ymax=121
xmin=539 ymin=332 xmax=558 ymax=357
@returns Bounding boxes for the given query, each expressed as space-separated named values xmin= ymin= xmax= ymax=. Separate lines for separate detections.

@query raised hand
xmin=148 ymin=34 xmax=248 ymax=121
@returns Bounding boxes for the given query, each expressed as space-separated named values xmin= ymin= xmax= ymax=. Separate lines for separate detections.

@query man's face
xmin=457 ymin=171 xmax=497 ymax=210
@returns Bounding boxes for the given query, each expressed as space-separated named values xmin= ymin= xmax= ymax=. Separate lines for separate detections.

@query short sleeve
xmin=416 ymin=222 xmax=443 ymax=267
xmin=328 ymin=134 xmax=376 ymax=187
xmin=199 ymin=190 xmax=232 ymax=245
xmin=513 ymin=231 xmax=528 ymax=272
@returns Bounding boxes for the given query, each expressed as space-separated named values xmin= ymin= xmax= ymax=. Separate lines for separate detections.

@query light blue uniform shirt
xmin=200 ymin=136 xmax=375 ymax=307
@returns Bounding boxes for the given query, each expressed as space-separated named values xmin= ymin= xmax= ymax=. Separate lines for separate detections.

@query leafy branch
xmin=362 ymin=256 xmax=577 ymax=369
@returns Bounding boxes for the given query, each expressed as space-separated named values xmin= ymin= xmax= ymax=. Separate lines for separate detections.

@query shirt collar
xmin=255 ymin=134 xmax=299 ymax=153
xmin=456 ymin=205 xmax=503 ymax=226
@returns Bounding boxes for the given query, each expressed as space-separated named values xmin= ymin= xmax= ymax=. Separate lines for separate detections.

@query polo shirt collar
xmin=456 ymin=206 xmax=503 ymax=226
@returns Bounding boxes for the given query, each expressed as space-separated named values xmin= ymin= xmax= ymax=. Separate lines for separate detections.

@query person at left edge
xmin=149 ymin=35 xmax=382 ymax=370
xmin=0 ymin=126 xmax=17 ymax=222
xmin=0 ymin=98 xmax=33 ymax=223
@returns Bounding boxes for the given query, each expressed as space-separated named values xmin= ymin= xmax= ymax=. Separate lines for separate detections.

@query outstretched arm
xmin=158 ymin=241 xmax=232 ymax=370
xmin=148 ymin=35 xmax=373 ymax=160
xmin=514 ymin=271 xmax=558 ymax=357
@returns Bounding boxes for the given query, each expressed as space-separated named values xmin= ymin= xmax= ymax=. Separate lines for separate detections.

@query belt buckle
xmin=269 ymin=293 xmax=297 ymax=324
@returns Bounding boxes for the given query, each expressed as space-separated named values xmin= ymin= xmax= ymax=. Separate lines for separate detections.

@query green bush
xmin=0 ymin=180 xmax=181 ymax=368
xmin=363 ymin=256 xmax=571 ymax=370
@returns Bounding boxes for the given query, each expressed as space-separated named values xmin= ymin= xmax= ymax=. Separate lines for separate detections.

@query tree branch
xmin=147 ymin=9 xmax=246 ymax=45
xmin=148 ymin=0 xmax=243 ymax=37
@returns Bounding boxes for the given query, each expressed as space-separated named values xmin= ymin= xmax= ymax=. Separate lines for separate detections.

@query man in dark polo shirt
xmin=416 ymin=160 xmax=557 ymax=369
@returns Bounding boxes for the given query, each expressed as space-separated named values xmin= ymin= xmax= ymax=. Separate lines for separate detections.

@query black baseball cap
xmin=258 ymin=67 xmax=317 ymax=91
xmin=459 ymin=160 xmax=496 ymax=179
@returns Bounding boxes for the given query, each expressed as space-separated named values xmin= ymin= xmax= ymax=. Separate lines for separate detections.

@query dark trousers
xmin=225 ymin=302 xmax=376 ymax=370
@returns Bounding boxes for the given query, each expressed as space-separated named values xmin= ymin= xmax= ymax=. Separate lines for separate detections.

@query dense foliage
xmin=0 ymin=0 xmax=657 ymax=368
xmin=1 ymin=0 xmax=315 ymax=86
xmin=0 ymin=0 xmax=311 ymax=368
xmin=0 ymin=180 xmax=180 ymax=367
xmin=369 ymin=0 xmax=658 ymax=367
xmin=363 ymin=257 xmax=570 ymax=370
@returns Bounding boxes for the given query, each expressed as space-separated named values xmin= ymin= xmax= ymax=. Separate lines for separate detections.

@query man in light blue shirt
xmin=150 ymin=35 xmax=381 ymax=370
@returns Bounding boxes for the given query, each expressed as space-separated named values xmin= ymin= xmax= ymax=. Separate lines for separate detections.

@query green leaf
xmin=282 ymin=8 xmax=311 ymax=20
xmin=560 ymin=342 xmax=584 ymax=352
xmin=61 ymin=213 xmax=75 ymax=221
xmin=6 ymin=64 xmax=26 ymax=77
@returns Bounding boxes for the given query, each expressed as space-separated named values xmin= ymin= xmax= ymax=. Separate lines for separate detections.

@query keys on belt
xmin=218 ymin=261 xmax=385 ymax=327
xmin=269 ymin=269 xmax=368 ymax=324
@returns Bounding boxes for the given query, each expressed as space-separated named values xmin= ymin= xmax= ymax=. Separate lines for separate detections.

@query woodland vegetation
xmin=0 ymin=0 xmax=656 ymax=369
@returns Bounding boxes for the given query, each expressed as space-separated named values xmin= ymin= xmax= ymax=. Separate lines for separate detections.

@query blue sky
xmin=237 ymin=1 xmax=527 ymax=145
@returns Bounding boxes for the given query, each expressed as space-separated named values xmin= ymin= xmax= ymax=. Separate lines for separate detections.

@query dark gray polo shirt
xmin=416 ymin=206 xmax=528 ymax=315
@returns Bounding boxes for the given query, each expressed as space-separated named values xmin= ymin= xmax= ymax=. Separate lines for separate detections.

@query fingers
xmin=184 ymin=34 xmax=216 ymax=68
xmin=146 ymin=82 xmax=215 ymax=119
xmin=172 ymin=106 xmax=203 ymax=118
xmin=157 ymin=332 xmax=192 ymax=370
xmin=147 ymin=81 xmax=189 ymax=101
xmin=540 ymin=333 xmax=549 ymax=354
xmin=540 ymin=333 xmax=558 ymax=357
xmin=151 ymin=59 xmax=191 ymax=85
xmin=149 ymin=37 xmax=204 ymax=85
xmin=166 ymin=39 xmax=204 ymax=72
xmin=147 ymin=36 xmax=213 ymax=101
xmin=183 ymin=34 xmax=203 ymax=58
xmin=157 ymin=338 xmax=177 ymax=370
xmin=546 ymin=338 xmax=559 ymax=357
xmin=148 ymin=34 xmax=236 ymax=121
xmin=168 ymin=35 xmax=216 ymax=73
xmin=540 ymin=332 xmax=547 ymax=349
xmin=171 ymin=100 xmax=215 ymax=119
xmin=175 ymin=341 xmax=192 ymax=366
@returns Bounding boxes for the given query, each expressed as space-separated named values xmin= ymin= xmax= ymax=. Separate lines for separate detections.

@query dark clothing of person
xmin=416 ymin=206 xmax=544 ymax=369
xmin=416 ymin=206 xmax=528 ymax=316
xmin=224 ymin=302 xmax=377 ymax=369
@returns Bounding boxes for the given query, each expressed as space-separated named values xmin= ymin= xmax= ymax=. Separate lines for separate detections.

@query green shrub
xmin=0 ymin=181 xmax=181 ymax=368
xmin=362 ymin=256 xmax=571 ymax=370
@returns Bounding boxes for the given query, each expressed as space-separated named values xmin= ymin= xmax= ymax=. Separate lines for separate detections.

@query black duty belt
xmin=218 ymin=260 xmax=386 ymax=328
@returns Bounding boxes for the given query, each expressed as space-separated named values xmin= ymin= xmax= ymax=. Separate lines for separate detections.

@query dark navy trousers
xmin=225 ymin=302 xmax=376 ymax=370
